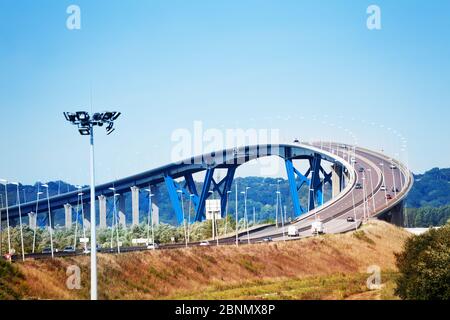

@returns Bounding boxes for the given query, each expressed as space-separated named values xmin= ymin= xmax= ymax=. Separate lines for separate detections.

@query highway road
xmin=237 ymin=143 xmax=411 ymax=242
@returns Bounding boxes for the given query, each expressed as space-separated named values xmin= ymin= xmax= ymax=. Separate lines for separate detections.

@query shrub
xmin=395 ymin=224 xmax=450 ymax=300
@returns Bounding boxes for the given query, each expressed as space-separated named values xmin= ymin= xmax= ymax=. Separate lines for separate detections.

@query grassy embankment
xmin=0 ymin=220 xmax=410 ymax=300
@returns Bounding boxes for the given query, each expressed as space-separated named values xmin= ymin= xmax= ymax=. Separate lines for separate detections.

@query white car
xmin=147 ymin=243 xmax=159 ymax=250
xmin=199 ymin=241 xmax=210 ymax=246
xmin=350 ymin=157 xmax=356 ymax=163
xmin=390 ymin=164 xmax=397 ymax=169
xmin=380 ymin=185 xmax=387 ymax=191
xmin=288 ymin=226 xmax=299 ymax=237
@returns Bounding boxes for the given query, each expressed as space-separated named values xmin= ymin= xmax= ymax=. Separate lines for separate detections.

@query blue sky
xmin=0 ymin=0 xmax=449 ymax=185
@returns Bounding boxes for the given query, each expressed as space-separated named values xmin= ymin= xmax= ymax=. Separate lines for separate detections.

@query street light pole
xmin=189 ymin=194 xmax=194 ymax=243
xmin=145 ymin=187 xmax=155 ymax=249
xmin=0 ymin=180 xmax=11 ymax=258
xmin=225 ymin=191 xmax=231 ymax=235
xmin=235 ymin=180 xmax=239 ymax=246
xmin=33 ymin=185 xmax=42 ymax=253
xmin=178 ymin=189 xmax=187 ymax=248
xmin=0 ymin=194 xmax=3 ymax=256
xmin=367 ymin=169 xmax=376 ymax=214
xmin=88 ymin=127 xmax=98 ymax=300
xmin=12 ymin=183 xmax=25 ymax=261
xmin=41 ymin=184 xmax=54 ymax=259
xmin=64 ymin=110 xmax=120 ymax=301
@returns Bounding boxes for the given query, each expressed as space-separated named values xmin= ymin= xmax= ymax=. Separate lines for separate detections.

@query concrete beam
xmin=98 ymin=195 xmax=107 ymax=229
xmin=64 ymin=204 xmax=72 ymax=229
xmin=131 ymin=186 xmax=140 ymax=226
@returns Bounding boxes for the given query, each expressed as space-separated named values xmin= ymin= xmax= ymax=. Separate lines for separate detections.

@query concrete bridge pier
xmin=377 ymin=201 xmax=405 ymax=227
xmin=131 ymin=186 xmax=140 ymax=226
xmin=64 ymin=204 xmax=72 ymax=229
xmin=98 ymin=195 xmax=107 ymax=229
xmin=331 ymin=164 xmax=343 ymax=198
xmin=28 ymin=212 xmax=37 ymax=230
xmin=152 ymin=203 xmax=159 ymax=225
xmin=118 ymin=195 xmax=127 ymax=227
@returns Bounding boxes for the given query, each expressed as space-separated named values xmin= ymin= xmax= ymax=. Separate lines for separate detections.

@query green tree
xmin=395 ymin=224 xmax=450 ymax=300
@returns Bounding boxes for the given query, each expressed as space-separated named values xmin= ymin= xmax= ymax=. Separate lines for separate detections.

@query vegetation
xmin=169 ymin=272 xmax=400 ymax=300
xmin=0 ymin=217 xmax=251 ymax=254
xmin=395 ymin=223 xmax=450 ymax=300
xmin=0 ymin=259 xmax=25 ymax=299
xmin=404 ymin=205 xmax=450 ymax=227
xmin=0 ymin=220 xmax=411 ymax=300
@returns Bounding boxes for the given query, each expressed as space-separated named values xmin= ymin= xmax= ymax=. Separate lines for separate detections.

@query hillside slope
xmin=1 ymin=220 xmax=411 ymax=300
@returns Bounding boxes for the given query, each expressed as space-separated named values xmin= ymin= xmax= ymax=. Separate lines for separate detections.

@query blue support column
xmin=285 ymin=159 xmax=303 ymax=217
xmin=219 ymin=167 xmax=236 ymax=218
xmin=194 ymin=168 xmax=215 ymax=222
xmin=184 ymin=173 xmax=198 ymax=197
xmin=164 ymin=175 xmax=184 ymax=225
xmin=309 ymin=155 xmax=322 ymax=211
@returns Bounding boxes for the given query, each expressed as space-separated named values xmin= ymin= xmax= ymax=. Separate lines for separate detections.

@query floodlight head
xmin=92 ymin=113 xmax=103 ymax=121
xmin=105 ymin=122 xmax=115 ymax=135
xmin=78 ymin=127 xmax=91 ymax=136
xmin=41 ymin=184 xmax=49 ymax=188
xmin=11 ymin=182 xmax=19 ymax=186
xmin=76 ymin=111 xmax=90 ymax=121
xmin=108 ymin=187 xmax=116 ymax=191
xmin=111 ymin=112 xmax=121 ymax=121
xmin=64 ymin=112 xmax=78 ymax=123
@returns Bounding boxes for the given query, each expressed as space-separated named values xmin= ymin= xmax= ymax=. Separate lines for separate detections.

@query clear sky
xmin=0 ymin=0 xmax=449 ymax=185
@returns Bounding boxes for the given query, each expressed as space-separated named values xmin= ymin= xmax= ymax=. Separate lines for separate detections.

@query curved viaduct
xmin=1 ymin=142 xmax=412 ymax=241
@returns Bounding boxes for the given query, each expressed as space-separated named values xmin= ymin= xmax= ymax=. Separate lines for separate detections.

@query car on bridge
xmin=42 ymin=247 xmax=52 ymax=254
xmin=391 ymin=187 xmax=400 ymax=193
xmin=263 ymin=237 xmax=273 ymax=242
xmin=199 ymin=241 xmax=210 ymax=246
xmin=311 ymin=220 xmax=324 ymax=235
xmin=358 ymin=167 xmax=365 ymax=172
xmin=63 ymin=246 xmax=76 ymax=253
xmin=380 ymin=185 xmax=387 ymax=191
xmin=147 ymin=243 xmax=160 ymax=250
xmin=355 ymin=183 xmax=363 ymax=189
xmin=386 ymin=194 xmax=393 ymax=200
xmin=288 ymin=226 xmax=299 ymax=237
xmin=390 ymin=164 xmax=397 ymax=169
xmin=347 ymin=216 xmax=355 ymax=222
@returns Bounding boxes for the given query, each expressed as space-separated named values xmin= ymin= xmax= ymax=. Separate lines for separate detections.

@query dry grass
xmin=3 ymin=220 xmax=410 ymax=300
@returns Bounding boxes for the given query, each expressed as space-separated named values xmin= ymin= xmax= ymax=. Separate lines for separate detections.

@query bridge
xmin=1 ymin=141 xmax=413 ymax=250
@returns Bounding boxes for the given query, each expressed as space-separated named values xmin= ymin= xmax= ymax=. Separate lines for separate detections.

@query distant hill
xmin=407 ymin=168 xmax=450 ymax=207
